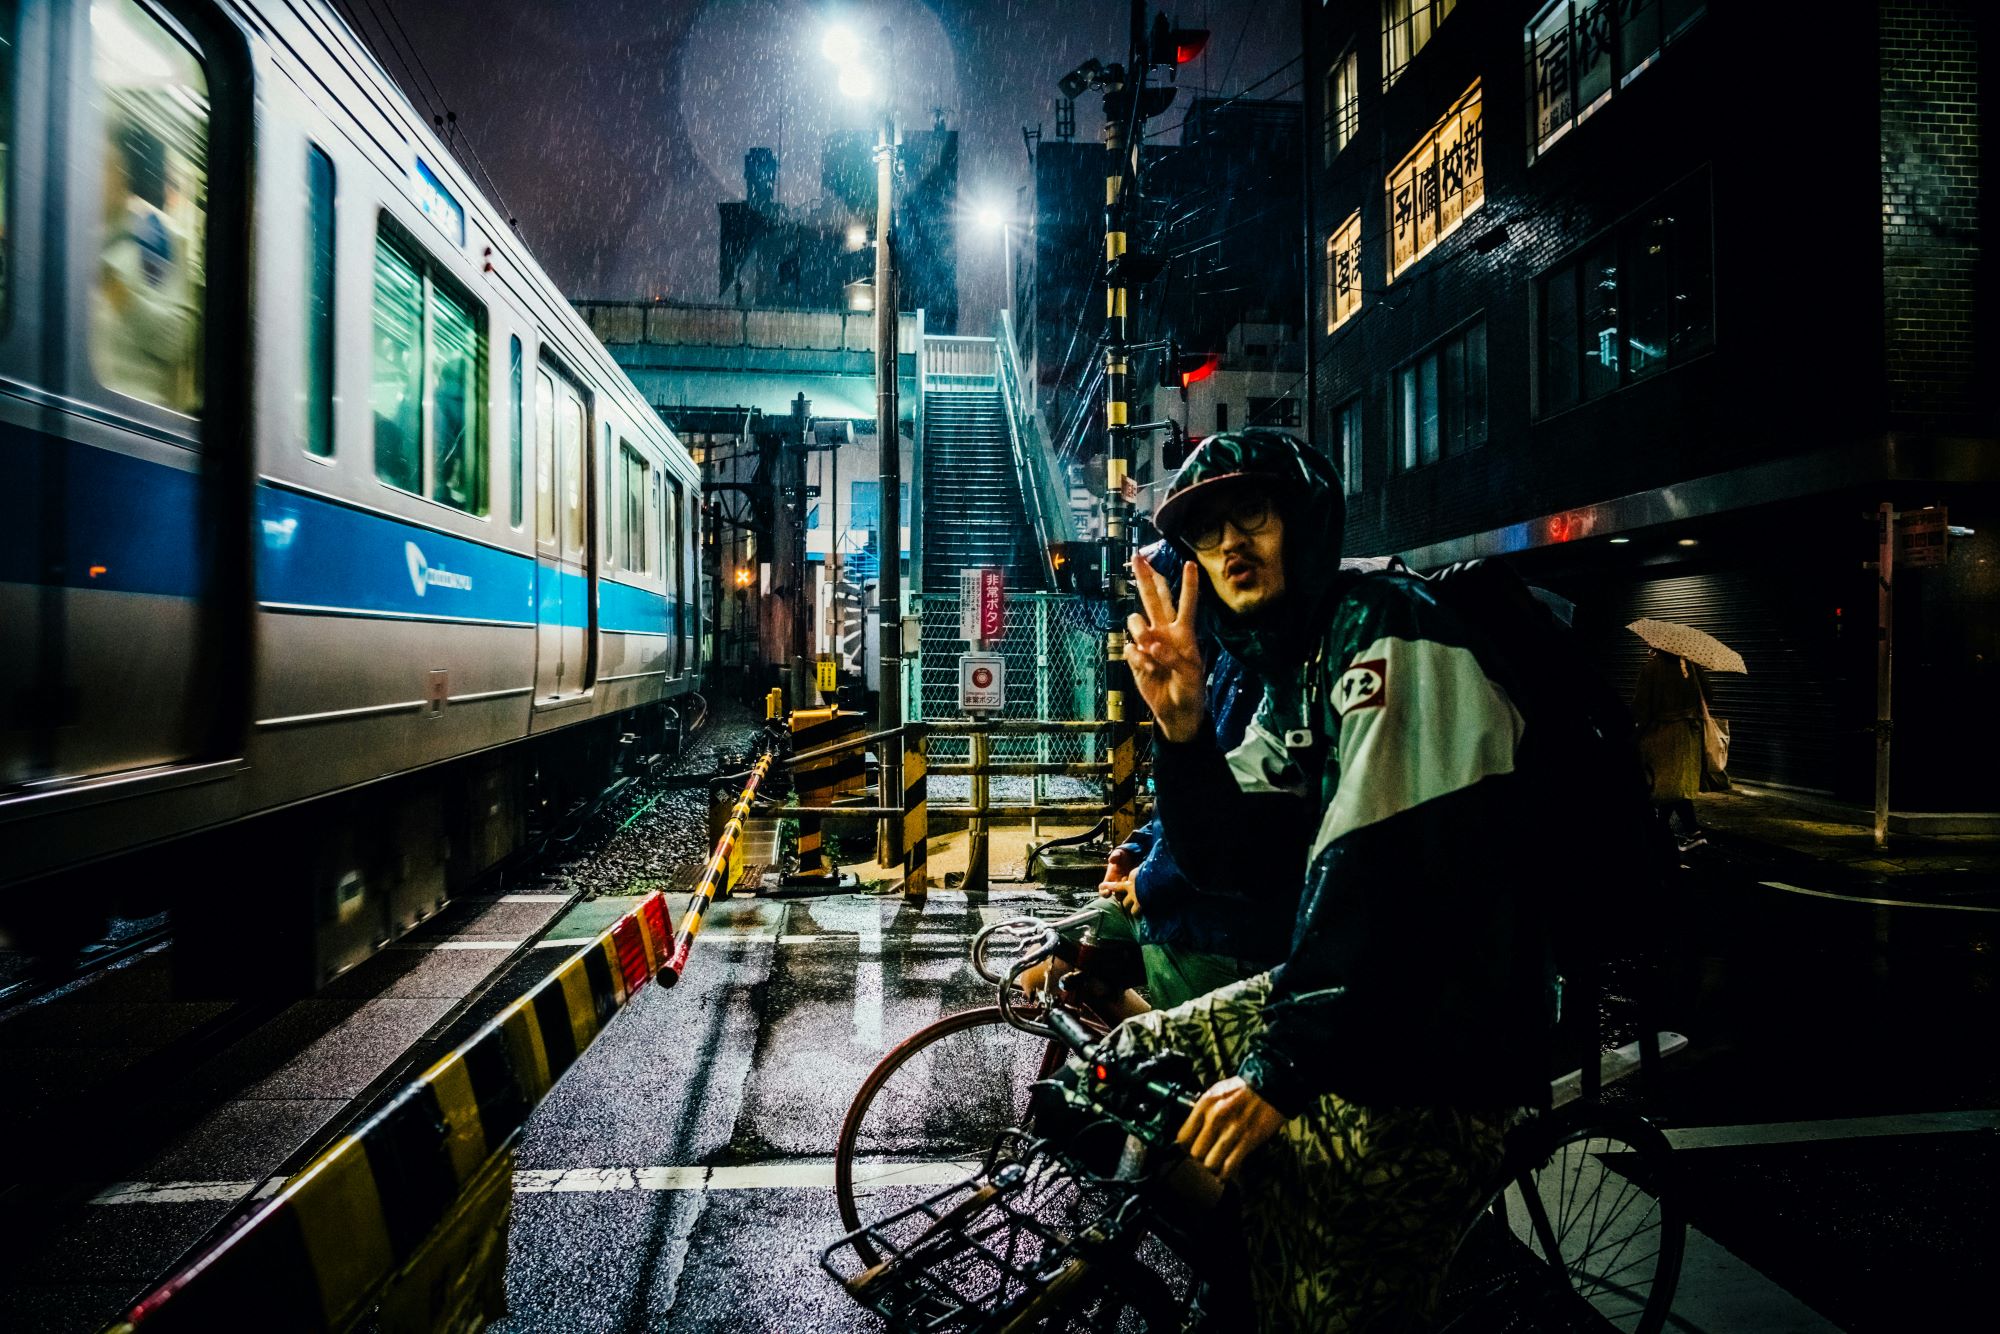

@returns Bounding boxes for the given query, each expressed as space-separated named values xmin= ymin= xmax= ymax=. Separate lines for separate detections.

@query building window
xmin=1336 ymin=395 xmax=1364 ymax=494
xmin=372 ymin=226 xmax=488 ymax=514
xmin=1393 ymin=321 xmax=1486 ymax=470
xmin=90 ymin=0 xmax=209 ymax=416
xmin=1327 ymin=211 xmax=1364 ymax=332
xmin=1324 ymin=46 xmax=1360 ymax=165
xmin=1214 ymin=401 xmax=1230 ymax=433
xmin=1382 ymin=0 xmax=1457 ymax=90
xmin=303 ymin=146 xmax=336 ymax=456
xmin=1386 ymin=81 xmax=1484 ymax=281
xmin=1526 ymin=0 xmax=1705 ymax=162
xmin=1537 ymin=174 xmax=1712 ymax=415
xmin=1248 ymin=396 xmax=1301 ymax=428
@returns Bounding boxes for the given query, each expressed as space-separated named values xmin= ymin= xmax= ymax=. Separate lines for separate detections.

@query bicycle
xmin=831 ymin=915 xmax=1688 ymax=1332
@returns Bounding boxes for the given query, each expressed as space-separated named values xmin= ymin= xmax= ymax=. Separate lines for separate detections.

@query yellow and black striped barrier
xmin=786 ymin=709 xmax=866 ymax=884
xmin=1107 ymin=690 xmax=1137 ymax=844
xmin=901 ymin=724 xmax=928 ymax=901
xmin=662 ymin=751 xmax=773 ymax=984
xmin=107 ymin=755 xmax=777 ymax=1334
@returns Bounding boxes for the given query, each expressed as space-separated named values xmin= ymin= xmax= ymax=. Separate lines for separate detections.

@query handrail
xmin=995 ymin=310 xmax=1076 ymax=581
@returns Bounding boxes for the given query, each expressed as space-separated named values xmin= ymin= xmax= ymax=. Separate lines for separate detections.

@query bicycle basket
xmin=822 ymin=1140 xmax=1140 ymax=1331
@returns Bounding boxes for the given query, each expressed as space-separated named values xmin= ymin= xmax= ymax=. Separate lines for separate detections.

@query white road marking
xmin=533 ymin=938 xmax=595 ymax=949
xmin=1758 ymin=879 xmax=2000 ymax=914
xmin=93 ymin=1179 xmax=283 ymax=1205
xmin=431 ymin=941 xmax=523 ymax=950
xmin=509 ymin=1160 xmax=981 ymax=1194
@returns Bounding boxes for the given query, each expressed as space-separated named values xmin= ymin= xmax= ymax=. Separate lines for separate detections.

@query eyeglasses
xmin=1183 ymin=492 xmax=1276 ymax=551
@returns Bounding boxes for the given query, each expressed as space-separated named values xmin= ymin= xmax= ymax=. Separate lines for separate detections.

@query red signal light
xmin=1179 ymin=355 xmax=1220 ymax=389
xmin=1093 ymin=1063 xmax=1110 ymax=1082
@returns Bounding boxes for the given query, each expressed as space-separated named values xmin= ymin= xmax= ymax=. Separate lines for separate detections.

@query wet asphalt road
xmin=493 ymin=842 xmax=1997 ymax=1332
xmin=494 ymin=887 xmax=1084 ymax=1333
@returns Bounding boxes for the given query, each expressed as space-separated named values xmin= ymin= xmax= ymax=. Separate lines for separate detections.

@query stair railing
xmin=996 ymin=309 xmax=1076 ymax=588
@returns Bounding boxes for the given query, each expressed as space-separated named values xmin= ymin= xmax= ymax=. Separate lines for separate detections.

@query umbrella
xmin=1628 ymin=619 xmax=1747 ymax=674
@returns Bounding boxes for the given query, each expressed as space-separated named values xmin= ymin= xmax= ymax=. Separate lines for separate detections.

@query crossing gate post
xmin=966 ymin=723 xmax=991 ymax=896
xmin=1108 ymin=690 xmax=1137 ymax=844
xmin=901 ymin=724 xmax=928 ymax=902
xmin=786 ymin=708 xmax=866 ymax=888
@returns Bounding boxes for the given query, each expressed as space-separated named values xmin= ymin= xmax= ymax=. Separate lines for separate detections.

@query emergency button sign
xmin=959 ymin=653 xmax=1005 ymax=712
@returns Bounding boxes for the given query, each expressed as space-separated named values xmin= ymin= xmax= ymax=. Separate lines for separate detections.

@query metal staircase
xmin=919 ymin=389 xmax=1048 ymax=595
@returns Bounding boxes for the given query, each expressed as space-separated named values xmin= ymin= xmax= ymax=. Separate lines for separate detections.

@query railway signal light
xmin=1158 ymin=341 xmax=1220 ymax=398
xmin=1149 ymin=15 xmax=1210 ymax=67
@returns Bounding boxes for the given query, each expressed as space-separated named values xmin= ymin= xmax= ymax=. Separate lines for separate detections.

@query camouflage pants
xmin=1105 ymin=973 xmax=1512 ymax=1333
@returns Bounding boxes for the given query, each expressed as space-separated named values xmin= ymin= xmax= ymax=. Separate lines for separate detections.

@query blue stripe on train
xmin=599 ymin=577 xmax=673 ymax=636
xmin=257 ymin=484 xmax=538 ymax=624
xmin=0 ymin=424 xmax=206 ymax=597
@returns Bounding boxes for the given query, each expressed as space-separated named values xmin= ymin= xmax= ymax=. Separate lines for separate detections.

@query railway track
xmin=0 ymin=700 xmax=731 ymax=1288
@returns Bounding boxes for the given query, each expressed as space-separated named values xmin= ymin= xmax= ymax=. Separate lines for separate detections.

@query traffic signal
xmin=1157 ymin=341 xmax=1221 ymax=398
xmin=1149 ymin=15 xmax=1210 ymax=67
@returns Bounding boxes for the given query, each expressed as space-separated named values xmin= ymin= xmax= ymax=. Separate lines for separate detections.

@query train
xmin=0 ymin=0 xmax=705 ymax=988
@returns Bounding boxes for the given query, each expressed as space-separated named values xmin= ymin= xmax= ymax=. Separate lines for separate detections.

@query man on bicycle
xmin=1117 ymin=429 xmax=1557 ymax=1331
xmin=1019 ymin=543 xmax=1310 ymax=1018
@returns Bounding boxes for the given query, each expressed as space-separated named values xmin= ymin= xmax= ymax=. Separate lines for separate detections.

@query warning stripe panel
xmin=115 ymin=878 xmax=698 ymax=1332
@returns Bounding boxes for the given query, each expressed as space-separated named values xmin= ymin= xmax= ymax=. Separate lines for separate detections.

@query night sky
xmin=371 ymin=1 xmax=1299 ymax=329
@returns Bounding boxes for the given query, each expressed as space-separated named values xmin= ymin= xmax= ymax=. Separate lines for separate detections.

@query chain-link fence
xmin=913 ymin=591 xmax=1111 ymax=804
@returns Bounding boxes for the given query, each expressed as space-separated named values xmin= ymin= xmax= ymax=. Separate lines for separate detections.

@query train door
xmin=533 ymin=362 xmax=591 ymax=702
xmin=4 ymin=0 xmax=245 ymax=787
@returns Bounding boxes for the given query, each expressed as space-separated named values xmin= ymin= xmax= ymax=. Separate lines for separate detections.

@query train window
xmin=665 ymin=476 xmax=683 ymax=672
xmin=371 ymin=235 xmax=423 ymax=492
xmin=561 ymin=391 xmax=583 ymax=555
xmin=618 ymin=442 xmax=650 ymax=573
xmin=534 ymin=366 xmax=554 ymax=544
xmin=428 ymin=281 xmax=483 ymax=512
xmin=0 ymin=0 xmax=14 ymax=324
xmin=508 ymin=336 xmax=524 ymax=527
xmin=303 ymin=145 xmax=335 ymax=456
xmin=89 ymin=0 xmax=209 ymax=416
xmin=371 ymin=224 xmax=488 ymax=514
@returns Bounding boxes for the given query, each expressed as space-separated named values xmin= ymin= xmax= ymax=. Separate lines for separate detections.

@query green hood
xmin=1153 ymin=429 xmax=1348 ymax=676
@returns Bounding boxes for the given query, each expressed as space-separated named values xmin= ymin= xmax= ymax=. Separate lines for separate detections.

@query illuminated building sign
xmin=1386 ymin=81 xmax=1484 ymax=281
xmin=1327 ymin=210 xmax=1363 ymax=331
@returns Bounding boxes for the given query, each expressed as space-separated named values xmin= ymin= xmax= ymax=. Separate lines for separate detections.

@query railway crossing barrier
xmin=783 ymin=708 xmax=868 ymax=887
xmin=771 ymin=716 xmax=1145 ymax=897
xmin=103 ymin=751 xmax=778 ymax=1334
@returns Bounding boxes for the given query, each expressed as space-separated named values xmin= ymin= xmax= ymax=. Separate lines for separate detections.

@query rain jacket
xmin=1152 ymin=431 xmax=1556 ymax=1115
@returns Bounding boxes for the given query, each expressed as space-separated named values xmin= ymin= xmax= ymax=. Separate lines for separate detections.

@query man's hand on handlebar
xmin=1176 ymin=1077 xmax=1284 ymax=1181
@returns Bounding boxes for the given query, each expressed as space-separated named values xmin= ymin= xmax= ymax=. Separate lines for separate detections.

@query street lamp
xmin=822 ymin=20 xmax=904 ymax=866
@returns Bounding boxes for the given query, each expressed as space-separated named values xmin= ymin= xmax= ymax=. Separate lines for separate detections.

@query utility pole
xmin=1874 ymin=501 xmax=1895 ymax=848
xmin=873 ymin=30 xmax=903 ymax=864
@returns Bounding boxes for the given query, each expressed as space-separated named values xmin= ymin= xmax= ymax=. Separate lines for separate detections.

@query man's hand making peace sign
xmin=1122 ymin=553 xmax=1207 ymax=744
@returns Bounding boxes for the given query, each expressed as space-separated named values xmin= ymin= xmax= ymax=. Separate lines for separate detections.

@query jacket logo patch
xmin=1333 ymin=659 xmax=1387 ymax=716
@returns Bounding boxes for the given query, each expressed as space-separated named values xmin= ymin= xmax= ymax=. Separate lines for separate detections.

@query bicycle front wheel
xmin=1503 ymin=1111 xmax=1685 ymax=1333
xmin=834 ymin=1006 xmax=1064 ymax=1266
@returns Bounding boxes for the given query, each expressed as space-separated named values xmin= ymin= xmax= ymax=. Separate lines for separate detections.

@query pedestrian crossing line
xmin=1757 ymin=879 xmax=2000 ymax=914
xmin=93 ymin=1178 xmax=287 ymax=1205
xmin=510 ymin=1160 xmax=982 ymax=1194
xmin=1664 ymin=1108 xmax=1999 ymax=1149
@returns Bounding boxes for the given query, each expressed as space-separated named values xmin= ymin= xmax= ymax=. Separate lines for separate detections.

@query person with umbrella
xmin=1628 ymin=619 xmax=1746 ymax=849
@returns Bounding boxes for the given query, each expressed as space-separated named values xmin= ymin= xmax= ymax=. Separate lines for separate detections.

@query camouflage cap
xmin=1152 ymin=428 xmax=1334 ymax=543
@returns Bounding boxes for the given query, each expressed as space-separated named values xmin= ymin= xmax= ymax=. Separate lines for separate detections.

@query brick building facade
xmin=1302 ymin=1 xmax=2000 ymax=809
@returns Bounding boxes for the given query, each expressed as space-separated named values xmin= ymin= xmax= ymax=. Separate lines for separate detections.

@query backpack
xmin=1414 ymin=559 xmax=1678 ymax=1092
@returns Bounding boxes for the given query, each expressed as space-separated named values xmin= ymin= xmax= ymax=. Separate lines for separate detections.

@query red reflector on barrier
xmin=612 ymin=915 xmax=649 ymax=994
xmin=640 ymin=894 xmax=671 ymax=948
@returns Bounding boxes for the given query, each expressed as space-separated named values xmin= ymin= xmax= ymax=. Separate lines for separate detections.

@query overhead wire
xmin=340 ymin=0 xmax=524 ymax=235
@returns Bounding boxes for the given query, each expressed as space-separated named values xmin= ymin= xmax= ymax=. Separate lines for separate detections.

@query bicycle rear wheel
xmin=835 ymin=1006 xmax=1065 ymax=1266
xmin=1501 ymin=1110 xmax=1684 ymax=1333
